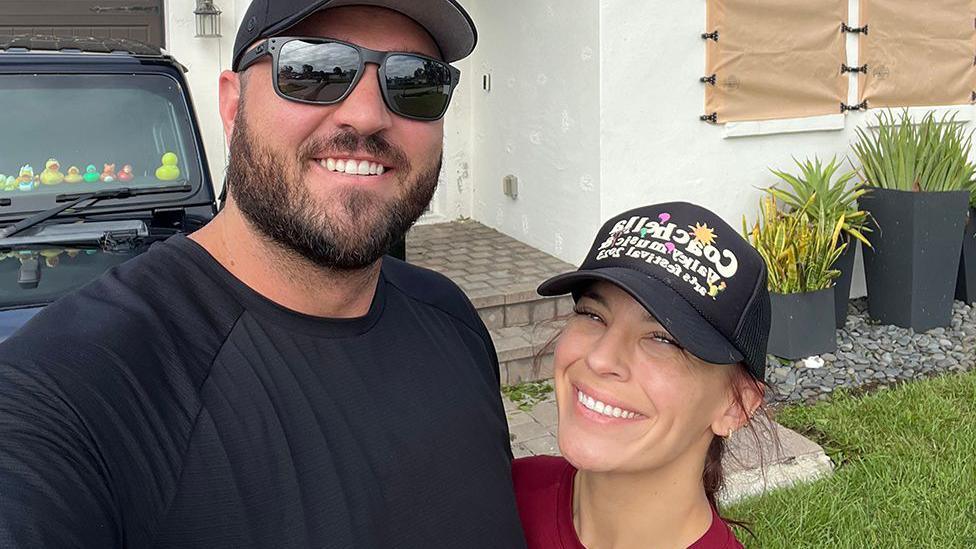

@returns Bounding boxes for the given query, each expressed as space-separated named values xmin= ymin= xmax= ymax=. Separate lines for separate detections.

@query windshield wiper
xmin=0 ymin=184 xmax=191 ymax=239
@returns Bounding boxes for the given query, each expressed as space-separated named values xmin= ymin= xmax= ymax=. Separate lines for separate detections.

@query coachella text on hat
xmin=595 ymin=212 xmax=740 ymax=299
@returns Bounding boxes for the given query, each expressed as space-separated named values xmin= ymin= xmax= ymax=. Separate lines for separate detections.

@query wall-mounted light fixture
xmin=194 ymin=0 xmax=222 ymax=37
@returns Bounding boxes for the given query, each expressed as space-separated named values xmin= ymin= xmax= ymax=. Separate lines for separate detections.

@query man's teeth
xmin=320 ymin=158 xmax=386 ymax=176
xmin=577 ymin=389 xmax=639 ymax=419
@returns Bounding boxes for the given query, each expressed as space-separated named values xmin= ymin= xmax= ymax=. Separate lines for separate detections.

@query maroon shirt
xmin=513 ymin=456 xmax=744 ymax=549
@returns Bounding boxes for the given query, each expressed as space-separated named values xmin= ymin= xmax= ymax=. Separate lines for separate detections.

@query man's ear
xmin=218 ymin=70 xmax=242 ymax=143
xmin=710 ymin=373 xmax=764 ymax=437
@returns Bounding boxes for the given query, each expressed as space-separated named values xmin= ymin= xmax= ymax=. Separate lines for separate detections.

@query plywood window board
xmin=704 ymin=0 xmax=849 ymax=123
xmin=858 ymin=0 xmax=976 ymax=108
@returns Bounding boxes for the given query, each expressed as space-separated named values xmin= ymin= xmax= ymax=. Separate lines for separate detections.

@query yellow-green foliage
xmin=744 ymin=196 xmax=845 ymax=294
xmin=766 ymin=156 xmax=872 ymax=249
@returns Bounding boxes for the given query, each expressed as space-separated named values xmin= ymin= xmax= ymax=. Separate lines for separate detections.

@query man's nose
xmin=329 ymin=64 xmax=394 ymax=136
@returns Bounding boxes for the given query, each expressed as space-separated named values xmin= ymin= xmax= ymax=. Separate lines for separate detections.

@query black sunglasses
xmin=236 ymin=36 xmax=461 ymax=121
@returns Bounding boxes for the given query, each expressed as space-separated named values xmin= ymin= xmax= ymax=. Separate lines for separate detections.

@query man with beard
xmin=0 ymin=1 xmax=527 ymax=548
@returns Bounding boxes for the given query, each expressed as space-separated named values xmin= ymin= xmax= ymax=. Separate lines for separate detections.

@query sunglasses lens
xmin=276 ymin=40 xmax=360 ymax=103
xmin=384 ymin=54 xmax=453 ymax=119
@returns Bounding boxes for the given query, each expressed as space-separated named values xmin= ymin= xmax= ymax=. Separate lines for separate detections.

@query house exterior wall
xmin=464 ymin=0 xmax=602 ymax=263
xmin=162 ymin=0 xmax=245 ymax=192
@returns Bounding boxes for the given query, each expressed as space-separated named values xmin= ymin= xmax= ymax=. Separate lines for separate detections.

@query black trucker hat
xmin=232 ymin=0 xmax=477 ymax=71
xmin=538 ymin=202 xmax=771 ymax=380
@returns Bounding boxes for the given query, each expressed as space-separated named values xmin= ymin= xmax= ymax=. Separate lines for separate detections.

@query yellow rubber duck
xmin=40 ymin=249 xmax=62 ymax=268
xmin=40 ymin=159 xmax=65 ymax=185
xmin=64 ymin=166 xmax=83 ymax=184
xmin=155 ymin=152 xmax=181 ymax=181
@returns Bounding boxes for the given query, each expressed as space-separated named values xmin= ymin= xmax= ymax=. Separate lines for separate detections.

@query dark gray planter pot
xmin=768 ymin=288 xmax=837 ymax=360
xmin=860 ymin=188 xmax=969 ymax=331
xmin=955 ymin=207 xmax=976 ymax=304
xmin=832 ymin=237 xmax=858 ymax=329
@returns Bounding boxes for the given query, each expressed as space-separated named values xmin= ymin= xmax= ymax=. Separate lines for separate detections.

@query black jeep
xmin=0 ymin=35 xmax=217 ymax=340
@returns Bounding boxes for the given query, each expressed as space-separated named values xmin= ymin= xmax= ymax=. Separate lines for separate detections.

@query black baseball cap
xmin=232 ymin=0 xmax=477 ymax=71
xmin=538 ymin=202 xmax=771 ymax=380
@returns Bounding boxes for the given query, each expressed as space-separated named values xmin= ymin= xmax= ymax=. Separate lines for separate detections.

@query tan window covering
xmin=859 ymin=0 xmax=976 ymax=107
xmin=704 ymin=0 xmax=848 ymax=123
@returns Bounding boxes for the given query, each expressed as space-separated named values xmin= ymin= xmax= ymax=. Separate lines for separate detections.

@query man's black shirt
xmin=0 ymin=235 xmax=526 ymax=548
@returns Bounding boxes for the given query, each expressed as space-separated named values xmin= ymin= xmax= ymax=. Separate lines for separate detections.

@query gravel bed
xmin=765 ymin=298 xmax=976 ymax=404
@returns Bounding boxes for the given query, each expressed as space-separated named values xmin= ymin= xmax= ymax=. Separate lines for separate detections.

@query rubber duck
xmin=155 ymin=152 xmax=181 ymax=181
xmin=64 ymin=166 xmax=83 ymax=184
xmin=40 ymin=249 xmax=62 ymax=268
xmin=118 ymin=164 xmax=134 ymax=182
xmin=83 ymin=165 xmax=100 ymax=183
xmin=100 ymin=163 xmax=117 ymax=183
xmin=40 ymin=159 xmax=65 ymax=185
xmin=15 ymin=165 xmax=34 ymax=190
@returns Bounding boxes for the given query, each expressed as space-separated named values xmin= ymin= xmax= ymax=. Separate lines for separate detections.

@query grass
xmin=502 ymin=379 xmax=554 ymax=412
xmin=727 ymin=370 xmax=976 ymax=548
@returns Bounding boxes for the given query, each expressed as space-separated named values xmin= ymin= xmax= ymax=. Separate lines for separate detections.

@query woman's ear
xmin=710 ymin=371 xmax=764 ymax=437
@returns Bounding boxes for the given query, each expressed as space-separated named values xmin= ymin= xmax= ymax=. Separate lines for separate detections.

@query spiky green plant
xmin=852 ymin=109 xmax=976 ymax=192
xmin=743 ymin=196 xmax=845 ymax=294
xmin=766 ymin=155 xmax=872 ymax=248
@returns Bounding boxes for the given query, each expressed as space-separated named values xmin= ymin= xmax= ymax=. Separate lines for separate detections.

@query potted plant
xmin=956 ymin=196 xmax=976 ymax=304
xmin=766 ymin=156 xmax=872 ymax=328
xmin=744 ymin=196 xmax=844 ymax=360
xmin=852 ymin=110 xmax=974 ymax=331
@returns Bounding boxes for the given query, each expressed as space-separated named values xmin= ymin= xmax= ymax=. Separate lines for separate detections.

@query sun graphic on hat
xmin=689 ymin=222 xmax=717 ymax=246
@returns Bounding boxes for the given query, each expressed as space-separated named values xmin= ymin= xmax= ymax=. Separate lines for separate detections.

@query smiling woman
xmin=513 ymin=202 xmax=773 ymax=549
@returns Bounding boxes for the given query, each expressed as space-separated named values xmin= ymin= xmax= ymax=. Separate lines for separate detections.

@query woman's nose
xmin=583 ymin=329 xmax=631 ymax=381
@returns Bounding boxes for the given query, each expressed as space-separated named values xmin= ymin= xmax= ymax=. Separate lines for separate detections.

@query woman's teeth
xmin=318 ymin=158 xmax=386 ymax=176
xmin=577 ymin=389 xmax=640 ymax=419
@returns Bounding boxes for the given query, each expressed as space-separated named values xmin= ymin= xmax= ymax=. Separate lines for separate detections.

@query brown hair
xmin=704 ymin=364 xmax=776 ymax=538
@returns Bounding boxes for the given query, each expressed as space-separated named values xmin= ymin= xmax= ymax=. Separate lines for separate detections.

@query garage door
xmin=0 ymin=1 xmax=164 ymax=48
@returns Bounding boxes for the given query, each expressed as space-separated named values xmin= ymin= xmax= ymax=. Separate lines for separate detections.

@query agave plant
xmin=766 ymin=155 xmax=872 ymax=248
xmin=852 ymin=109 xmax=976 ymax=192
xmin=743 ymin=196 xmax=845 ymax=294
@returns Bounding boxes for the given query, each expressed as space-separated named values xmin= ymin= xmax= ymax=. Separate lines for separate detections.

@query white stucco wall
xmin=464 ymin=0 xmax=602 ymax=263
xmin=162 ymin=0 xmax=246 ymax=192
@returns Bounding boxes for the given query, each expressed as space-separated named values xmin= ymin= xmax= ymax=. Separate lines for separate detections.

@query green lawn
xmin=727 ymin=370 xmax=976 ymax=548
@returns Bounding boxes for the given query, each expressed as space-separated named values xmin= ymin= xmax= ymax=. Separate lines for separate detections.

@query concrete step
xmin=477 ymin=293 xmax=574 ymax=330
xmin=491 ymin=322 xmax=565 ymax=385
xmin=407 ymin=220 xmax=577 ymax=330
xmin=407 ymin=220 xmax=577 ymax=379
xmin=719 ymin=417 xmax=834 ymax=505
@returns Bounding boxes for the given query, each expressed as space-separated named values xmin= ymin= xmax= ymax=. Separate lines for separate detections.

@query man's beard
xmin=224 ymin=114 xmax=439 ymax=270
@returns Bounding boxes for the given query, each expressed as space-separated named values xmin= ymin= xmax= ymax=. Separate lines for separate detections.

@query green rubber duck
xmin=155 ymin=152 xmax=181 ymax=181
xmin=83 ymin=164 xmax=100 ymax=183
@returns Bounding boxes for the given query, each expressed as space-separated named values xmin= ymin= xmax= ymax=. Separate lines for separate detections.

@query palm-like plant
xmin=766 ymin=156 xmax=872 ymax=248
xmin=852 ymin=109 xmax=976 ymax=192
xmin=743 ymin=196 xmax=845 ymax=294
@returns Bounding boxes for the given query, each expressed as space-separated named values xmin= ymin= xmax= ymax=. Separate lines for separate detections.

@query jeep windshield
xmin=0 ymin=73 xmax=200 ymax=217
